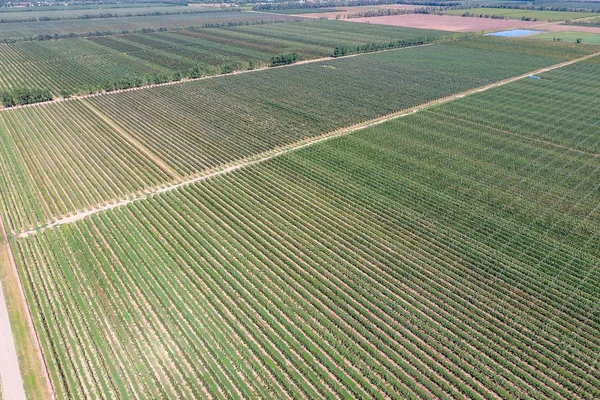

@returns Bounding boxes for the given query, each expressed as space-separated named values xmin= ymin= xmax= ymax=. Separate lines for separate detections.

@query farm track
xmin=0 ymin=214 xmax=53 ymax=400
xmin=15 ymin=48 xmax=600 ymax=239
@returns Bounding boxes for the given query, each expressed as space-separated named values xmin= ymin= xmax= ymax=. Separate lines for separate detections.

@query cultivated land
xmin=531 ymin=30 xmax=600 ymax=43
xmin=347 ymin=12 xmax=600 ymax=34
xmin=276 ymin=4 xmax=431 ymax=19
xmin=565 ymin=14 xmax=600 ymax=25
xmin=10 ymin=54 xmax=600 ymax=399
xmin=0 ymin=10 xmax=297 ymax=41
xmin=0 ymin=38 xmax=594 ymax=236
xmin=445 ymin=7 xmax=595 ymax=21
xmin=347 ymin=13 xmax=547 ymax=32
xmin=1 ymin=6 xmax=600 ymax=399
xmin=0 ymin=20 xmax=448 ymax=96
xmin=0 ymin=4 xmax=200 ymax=22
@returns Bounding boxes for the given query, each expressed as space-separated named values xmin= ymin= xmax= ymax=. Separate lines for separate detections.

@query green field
xmin=0 ymin=37 xmax=589 ymax=236
xmin=88 ymin=38 xmax=590 ymax=177
xmin=0 ymin=100 xmax=174 ymax=232
xmin=446 ymin=7 xmax=595 ymax=20
xmin=0 ymin=20 xmax=449 ymax=96
xmin=0 ymin=5 xmax=208 ymax=23
xmin=564 ymin=15 xmax=600 ymax=26
xmin=0 ymin=10 xmax=296 ymax=41
xmin=12 ymin=55 xmax=600 ymax=399
xmin=531 ymin=31 xmax=600 ymax=44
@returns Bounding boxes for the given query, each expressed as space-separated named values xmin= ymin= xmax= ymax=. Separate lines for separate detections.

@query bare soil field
xmin=347 ymin=14 xmax=546 ymax=32
xmin=347 ymin=13 xmax=600 ymax=34
xmin=296 ymin=5 xmax=430 ymax=19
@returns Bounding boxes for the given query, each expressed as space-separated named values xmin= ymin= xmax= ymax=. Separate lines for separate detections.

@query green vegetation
xmin=269 ymin=52 xmax=299 ymax=66
xmin=263 ymin=8 xmax=343 ymax=14
xmin=13 ymin=57 xmax=600 ymax=399
xmin=0 ymin=5 xmax=229 ymax=24
xmin=531 ymin=31 xmax=600 ymax=44
xmin=446 ymin=7 xmax=594 ymax=20
xmin=0 ymin=38 xmax=594 ymax=235
xmin=0 ymin=6 xmax=599 ymax=398
xmin=0 ymin=88 xmax=52 ymax=107
xmin=443 ymin=35 xmax=596 ymax=58
xmin=0 ymin=10 xmax=296 ymax=42
xmin=88 ymin=39 xmax=582 ymax=179
xmin=564 ymin=15 xmax=600 ymax=26
xmin=0 ymin=101 xmax=173 ymax=232
xmin=0 ymin=20 xmax=450 ymax=98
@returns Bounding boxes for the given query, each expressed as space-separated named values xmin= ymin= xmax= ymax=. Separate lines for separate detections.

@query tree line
xmin=270 ymin=53 xmax=298 ymax=66
xmin=448 ymin=3 xmax=600 ymax=13
xmin=332 ymin=35 xmax=447 ymax=57
xmin=0 ymin=88 xmax=52 ymax=107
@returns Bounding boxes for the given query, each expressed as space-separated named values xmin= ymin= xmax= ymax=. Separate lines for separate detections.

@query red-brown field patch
xmin=347 ymin=14 xmax=546 ymax=32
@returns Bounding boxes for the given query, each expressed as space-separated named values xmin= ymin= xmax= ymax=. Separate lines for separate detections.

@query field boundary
xmin=14 ymin=49 xmax=600 ymax=239
xmin=0 ymin=214 xmax=54 ymax=399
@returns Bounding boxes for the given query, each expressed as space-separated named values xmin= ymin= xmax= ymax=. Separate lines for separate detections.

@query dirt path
xmin=0 ymin=214 xmax=53 ymax=400
xmin=0 ymin=262 xmax=24 ymax=400
xmin=15 ymin=49 xmax=600 ymax=240
xmin=0 ymin=218 xmax=28 ymax=400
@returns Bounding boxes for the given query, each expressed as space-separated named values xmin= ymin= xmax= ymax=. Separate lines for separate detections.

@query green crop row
xmin=0 ymin=20 xmax=454 ymax=97
xmin=0 ymin=39 xmax=594 ymax=235
xmin=14 ymin=62 xmax=600 ymax=397
xmin=0 ymin=10 xmax=295 ymax=42
xmin=89 ymin=39 xmax=586 ymax=177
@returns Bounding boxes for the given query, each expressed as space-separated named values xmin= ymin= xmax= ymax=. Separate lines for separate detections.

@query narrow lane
xmin=0 ymin=234 xmax=26 ymax=400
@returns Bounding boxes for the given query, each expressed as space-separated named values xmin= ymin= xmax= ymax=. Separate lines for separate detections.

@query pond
xmin=485 ymin=29 xmax=544 ymax=37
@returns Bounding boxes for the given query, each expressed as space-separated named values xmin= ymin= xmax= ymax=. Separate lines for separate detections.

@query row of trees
xmin=332 ymin=36 xmax=441 ymax=57
xmin=270 ymin=53 xmax=299 ymax=66
xmin=0 ymin=88 xmax=52 ymax=107
xmin=343 ymin=7 xmax=440 ymax=19
xmin=461 ymin=12 xmax=506 ymax=19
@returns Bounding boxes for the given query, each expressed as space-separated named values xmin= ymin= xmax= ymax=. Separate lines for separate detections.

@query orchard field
xmin=12 ymin=56 xmax=600 ymax=399
xmin=0 ymin=4 xmax=205 ymax=23
xmin=0 ymin=38 xmax=593 ymax=236
xmin=0 ymin=10 xmax=294 ymax=41
xmin=0 ymin=4 xmax=599 ymax=398
xmin=0 ymin=20 xmax=449 ymax=96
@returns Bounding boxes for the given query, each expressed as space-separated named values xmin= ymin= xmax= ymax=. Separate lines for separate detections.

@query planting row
xmin=0 ymin=39 xmax=594 ymax=234
xmin=0 ymin=100 xmax=172 ymax=233
xmin=0 ymin=20 xmax=451 ymax=97
xmin=0 ymin=10 xmax=295 ymax=42
xmin=14 ymin=98 xmax=600 ymax=398
xmin=90 ymin=38 xmax=580 ymax=178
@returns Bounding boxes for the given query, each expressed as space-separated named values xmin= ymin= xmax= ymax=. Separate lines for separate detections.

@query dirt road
xmin=0 ymin=239 xmax=26 ymax=400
